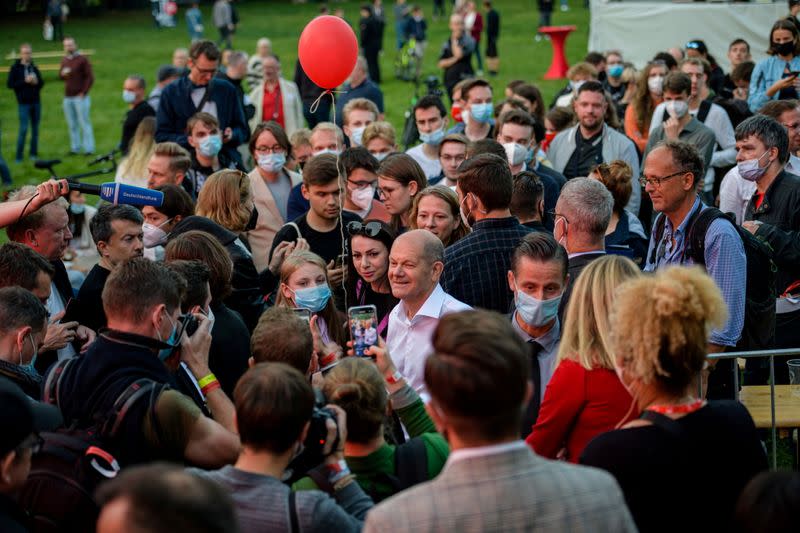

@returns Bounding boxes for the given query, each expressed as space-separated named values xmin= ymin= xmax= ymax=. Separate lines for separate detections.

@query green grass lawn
xmin=0 ymin=0 xmax=590 ymax=187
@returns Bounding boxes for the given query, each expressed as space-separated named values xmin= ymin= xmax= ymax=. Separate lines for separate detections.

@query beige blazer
xmin=248 ymin=77 xmax=304 ymax=137
xmin=363 ymin=445 xmax=637 ymax=533
xmin=245 ymin=167 xmax=302 ymax=272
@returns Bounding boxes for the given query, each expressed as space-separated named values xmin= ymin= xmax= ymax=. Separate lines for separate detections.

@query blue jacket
xmin=156 ymin=75 xmax=249 ymax=161
xmin=748 ymin=55 xmax=800 ymax=113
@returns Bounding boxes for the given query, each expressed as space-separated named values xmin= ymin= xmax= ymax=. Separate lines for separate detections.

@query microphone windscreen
xmin=99 ymin=183 xmax=164 ymax=207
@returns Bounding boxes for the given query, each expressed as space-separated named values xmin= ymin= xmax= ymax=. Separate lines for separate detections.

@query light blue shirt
xmin=748 ymin=55 xmax=800 ymax=113
xmin=644 ymin=198 xmax=746 ymax=347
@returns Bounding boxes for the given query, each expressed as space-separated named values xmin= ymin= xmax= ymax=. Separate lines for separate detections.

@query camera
xmin=424 ymin=75 xmax=443 ymax=97
xmin=284 ymin=389 xmax=341 ymax=483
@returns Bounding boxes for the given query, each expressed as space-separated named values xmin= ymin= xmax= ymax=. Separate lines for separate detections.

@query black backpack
xmin=305 ymin=436 xmax=429 ymax=503
xmin=16 ymin=358 xmax=167 ymax=533
xmin=651 ymin=207 xmax=777 ymax=350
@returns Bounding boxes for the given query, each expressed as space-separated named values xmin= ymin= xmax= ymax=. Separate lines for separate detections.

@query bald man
xmin=386 ymin=230 xmax=471 ymax=401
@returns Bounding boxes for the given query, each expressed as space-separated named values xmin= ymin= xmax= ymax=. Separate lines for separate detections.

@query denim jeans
xmin=62 ymin=95 xmax=95 ymax=154
xmin=0 ymin=128 xmax=11 ymax=184
xmin=16 ymin=102 xmax=40 ymax=161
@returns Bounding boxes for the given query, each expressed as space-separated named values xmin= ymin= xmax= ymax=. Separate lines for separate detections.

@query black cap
xmin=0 ymin=377 xmax=62 ymax=456
xmin=157 ymin=64 xmax=181 ymax=83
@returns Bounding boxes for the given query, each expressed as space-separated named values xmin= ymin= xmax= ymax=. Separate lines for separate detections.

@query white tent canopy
xmin=589 ymin=0 xmax=788 ymax=71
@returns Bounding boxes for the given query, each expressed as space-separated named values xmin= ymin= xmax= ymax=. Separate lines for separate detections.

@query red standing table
xmin=539 ymin=25 xmax=577 ymax=80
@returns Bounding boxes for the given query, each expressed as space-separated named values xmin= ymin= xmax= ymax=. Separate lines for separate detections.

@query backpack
xmin=650 ymin=207 xmax=777 ymax=350
xmin=16 ymin=358 xmax=167 ymax=533
xmin=305 ymin=436 xmax=429 ymax=503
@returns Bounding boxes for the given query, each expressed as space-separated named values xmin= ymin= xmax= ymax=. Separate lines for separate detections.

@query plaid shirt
xmin=442 ymin=217 xmax=535 ymax=312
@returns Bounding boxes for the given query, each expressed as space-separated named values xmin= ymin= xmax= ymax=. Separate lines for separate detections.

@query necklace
xmin=646 ymin=398 xmax=706 ymax=415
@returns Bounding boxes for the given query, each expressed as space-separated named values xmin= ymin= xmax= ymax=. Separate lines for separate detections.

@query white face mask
xmin=648 ymin=76 xmax=664 ymax=95
xmin=350 ymin=127 xmax=366 ymax=147
xmin=665 ymin=100 xmax=689 ymax=119
xmin=142 ymin=219 xmax=172 ymax=248
xmin=503 ymin=142 xmax=528 ymax=167
xmin=313 ymin=148 xmax=341 ymax=157
xmin=371 ymin=151 xmax=389 ymax=162
xmin=738 ymin=150 xmax=771 ymax=182
xmin=350 ymin=185 xmax=375 ymax=210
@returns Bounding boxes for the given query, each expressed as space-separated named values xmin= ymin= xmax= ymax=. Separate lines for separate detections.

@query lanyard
xmin=645 ymin=398 xmax=705 ymax=415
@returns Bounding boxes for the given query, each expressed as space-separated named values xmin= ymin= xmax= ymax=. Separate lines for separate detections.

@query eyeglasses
xmin=255 ymin=145 xmax=286 ymax=154
xmin=347 ymin=179 xmax=376 ymax=191
xmin=347 ymin=221 xmax=383 ymax=238
xmin=638 ymin=169 xmax=689 ymax=188
xmin=547 ymin=210 xmax=569 ymax=224
xmin=17 ymin=433 xmax=44 ymax=455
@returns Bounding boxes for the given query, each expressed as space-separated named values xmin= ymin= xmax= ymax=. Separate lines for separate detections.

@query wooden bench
xmin=5 ymin=49 xmax=95 ymax=61
xmin=1 ymin=49 xmax=97 ymax=74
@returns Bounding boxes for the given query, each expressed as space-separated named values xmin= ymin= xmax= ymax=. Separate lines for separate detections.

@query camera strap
xmin=288 ymin=490 xmax=299 ymax=533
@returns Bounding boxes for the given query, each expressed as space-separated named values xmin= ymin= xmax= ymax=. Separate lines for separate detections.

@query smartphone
xmin=348 ymin=305 xmax=378 ymax=358
xmin=335 ymin=253 xmax=348 ymax=268
xmin=292 ymin=307 xmax=312 ymax=323
xmin=181 ymin=313 xmax=199 ymax=337
xmin=788 ymin=71 xmax=800 ymax=77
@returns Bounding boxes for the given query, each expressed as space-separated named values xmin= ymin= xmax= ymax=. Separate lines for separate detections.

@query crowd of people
xmin=3 ymin=1 xmax=800 ymax=532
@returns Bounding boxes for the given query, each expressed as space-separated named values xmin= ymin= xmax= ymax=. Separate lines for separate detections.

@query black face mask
xmin=245 ymin=207 xmax=258 ymax=232
xmin=773 ymin=40 xmax=795 ymax=56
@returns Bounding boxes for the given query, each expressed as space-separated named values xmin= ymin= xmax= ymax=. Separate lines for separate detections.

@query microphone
xmin=68 ymin=182 xmax=164 ymax=207
xmin=88 ymin=149 xmax=120 ymax=166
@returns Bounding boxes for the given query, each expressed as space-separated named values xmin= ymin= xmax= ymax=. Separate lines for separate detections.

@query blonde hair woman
xmin=115 ymin=116 xmax=156 ymax=188
xmin=409 ymin=186 xmax=470 ymax=247
xmin=581 ymin=266 xmax=767 ymax=532
xmin=527 ymin=255 xmax=639 ymax=462
xmin=196 ymin=169 xmax=254 ymax=235
xmin=275 ymin=250 xmax=347 ymax=350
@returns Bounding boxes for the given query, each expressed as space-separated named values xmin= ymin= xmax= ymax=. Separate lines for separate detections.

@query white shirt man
xmin=386 ymin=230 xmax=471 ymax=401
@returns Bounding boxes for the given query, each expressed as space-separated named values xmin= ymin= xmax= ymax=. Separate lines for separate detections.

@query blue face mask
xmin=293 ymin=284 xmax=332 ymax=313
xmin=515 ymin=289 xmax=562 ymax=327
xmin=157 ymin=313 xmax=180 ymax=361
xmin=525 ymin=146 xmax=535 ymax=165
xmin=608 ymin=64 xmax=624 ymax=78
xmin=258 ymin=153 xmax=286 ymax=173
xmin=198 ymin=134 xmax=223 ymax=157
xmin=70 ymin=203 xmax=86 ymax=215
xmin=419 ymin=127 xmax=445 ymax=146
xmin=18 ymin=333 xmax=39 ymax=379
xmin=469 ymin=102 xmax=494 ymax=124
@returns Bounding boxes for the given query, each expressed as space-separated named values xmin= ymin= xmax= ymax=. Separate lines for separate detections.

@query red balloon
xmin=298 ymin=16 xmax=359 ymax=90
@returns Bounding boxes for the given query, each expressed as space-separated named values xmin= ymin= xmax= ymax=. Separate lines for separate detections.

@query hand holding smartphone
xmin=348 ymin=305 xmax=378 ymax=358
xmin=292 ymin=307 xmax=312 ymax=323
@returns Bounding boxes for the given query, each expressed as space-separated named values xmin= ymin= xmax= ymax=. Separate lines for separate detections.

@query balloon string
xmin=309 ymin=89 xmax=347 ymax=114
xmin=326 ymin=89 xmax=348 ymax=312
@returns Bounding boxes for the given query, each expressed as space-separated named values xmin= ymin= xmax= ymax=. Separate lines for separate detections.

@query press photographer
xmin=48 ymin=258 xmax=239 ymax=468
xmin=190 ymin=363 xmax=374 ymax=532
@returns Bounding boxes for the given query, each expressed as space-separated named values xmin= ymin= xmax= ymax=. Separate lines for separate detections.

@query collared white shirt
xmin=446 ymin=440 xmax=528 ymax=467
xmin=510 ymin=313 xmax=561 ymax=403
xmin=719 ymin=155 xmax=800 ymax=225
xmin=387 ymin=284 xmax=472 ymax=402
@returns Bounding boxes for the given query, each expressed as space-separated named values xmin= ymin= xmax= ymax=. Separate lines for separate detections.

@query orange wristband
xmin=201 ymin=380 xmax=221 ymax=396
